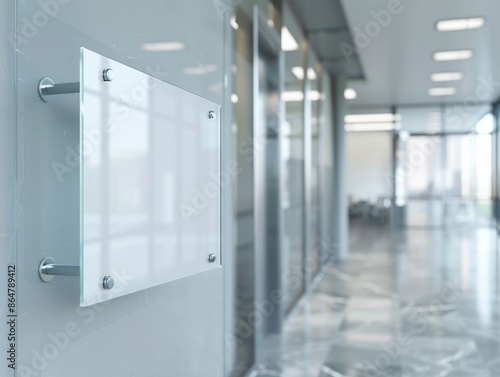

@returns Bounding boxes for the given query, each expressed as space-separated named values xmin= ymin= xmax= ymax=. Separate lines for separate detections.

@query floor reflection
xmin=251 ymin=222 xmax=500 ymax=377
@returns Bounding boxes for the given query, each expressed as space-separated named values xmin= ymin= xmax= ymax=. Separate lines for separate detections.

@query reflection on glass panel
xmin=257 ymin=0 xmax=281 ymax=34
xmin=398 ymin=106 xmax=442 ymax=133
xmin=232 ymin=8 xmax=256 ymax=375
xmin=401 ymin=115 xmax=494 ymax=228
xmin=445 ymin=135 xmax=473 ymax=198
xmin=309 ymin=51 xmax=321 ymax=279
xmin=406 ymin=200 xmax=444 ymax=227
xmin=282 ymin=4 xmax=304 ymax=313
xmin=406 ymin=136 xmax=443 ymax=198
xmin=476 ymin=134 xmax=492 ymax=200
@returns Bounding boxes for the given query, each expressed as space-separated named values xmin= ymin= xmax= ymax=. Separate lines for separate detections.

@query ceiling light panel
xmin=433 ymin=50 xmax=473 ymax=61
xmin=436 ymin=17 xmax=485 ymax=32
xmin=429 ymin=87 xmax=457 ymax=96
xmin=431 ymin=72 xmax=463 ymax=82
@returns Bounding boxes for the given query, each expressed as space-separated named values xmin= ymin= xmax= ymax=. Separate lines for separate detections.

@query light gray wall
xmin=1 ymin=0 xmax=16 ymax=375
xmin=13 ymin=0 xmax=228 ymax=375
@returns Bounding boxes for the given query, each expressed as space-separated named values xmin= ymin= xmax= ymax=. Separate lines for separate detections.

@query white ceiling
xmin=340 ymin=0 xmax=500 ymax=108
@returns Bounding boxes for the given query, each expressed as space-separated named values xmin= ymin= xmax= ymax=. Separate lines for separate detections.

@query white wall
xmin=347 ymin=132 xmax=392 ymax=203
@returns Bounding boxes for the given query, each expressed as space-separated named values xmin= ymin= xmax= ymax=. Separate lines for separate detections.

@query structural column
xmin=331 ymin=75 xmax=348 ymax=261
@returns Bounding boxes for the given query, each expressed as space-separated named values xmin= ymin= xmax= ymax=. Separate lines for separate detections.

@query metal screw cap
xmin=102 ymin=276 xmax=114 ymax=290
xmin=208 ymin=111 xmax=216 ymax=119
xmin=102 ymin=69 xmax=114 ymax=82
xmin=208 ymin=254 xmax=216 ymax=263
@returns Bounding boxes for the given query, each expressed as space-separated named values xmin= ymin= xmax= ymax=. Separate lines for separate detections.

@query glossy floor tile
xmin=250 ymin=222 xmax=500 ymax=377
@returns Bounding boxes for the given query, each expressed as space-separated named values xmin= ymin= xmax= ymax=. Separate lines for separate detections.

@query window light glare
xmin=433 ymin=50 xmax=473 ymax=61
xmin=428 ymin=87 xmax=457 ymax=96
xmin=344 ymin=113 xmax=398 ymax=123
xmin=283 ymin=90 xmax=321 ymax=102
xmin=431 ymin=72 xmax=463 ymax=82
xmin=283 ymin=91 xmax=303 ymax=102
xmin=344 ymin=88 xmax=357 ymax=100
xmin=282 ymin=27 xmax=299 ymax=51
xmin=436 ymin=17 xmax=485 ymax=32
xmin=345 ymin=123 xmax=398 ymax=132
xmin=475 ymin=113 xmax=495 ymax=134
xmin=141 ymin=42 xmax=185 ymax=52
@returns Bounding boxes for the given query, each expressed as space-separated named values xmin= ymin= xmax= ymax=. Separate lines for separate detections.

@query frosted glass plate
xmin=80 ymin=48 xmax=221 ymax=306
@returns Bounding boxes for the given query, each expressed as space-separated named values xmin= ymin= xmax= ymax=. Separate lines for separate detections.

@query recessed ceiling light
xmin=436 ymin=17 xmax=485 ymax=32
xmin=141 ymin=42 xmax=185 ymax=52
xmin=344 ymin=88 xmax=357 ymax=100
xmin=433 ymin=50 xmax=473 ymax=61
xmin=429 ymin=87 xmax=457 ymax=96
xmin=291 ymin=67 xmax=317 ymax=80
xmin=282 ymin=27 xmax=299 ymax=51
xmin=431 ymin=72 xmax=463 ymax=82
xmin=344 ymin=113 xmax=399 ymax=123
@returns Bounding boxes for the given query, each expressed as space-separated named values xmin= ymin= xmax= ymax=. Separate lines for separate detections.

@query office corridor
xmin=253 ymin=223 xmax=500 ymax=377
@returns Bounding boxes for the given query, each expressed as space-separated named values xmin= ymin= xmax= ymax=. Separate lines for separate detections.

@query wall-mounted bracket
xmin=38 ymin=257 xmax=80 ymax=283
xmin=38 ymin=78 xmax=80 ymax=103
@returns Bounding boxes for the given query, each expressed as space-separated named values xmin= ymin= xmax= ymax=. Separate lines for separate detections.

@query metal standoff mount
xmin=38 ymin=69 xmax=113 ymax=103
xmin=38 ymin=78 xmax=80 ymax=103
xmin=38 ymin=257 xmax=80 ymax=283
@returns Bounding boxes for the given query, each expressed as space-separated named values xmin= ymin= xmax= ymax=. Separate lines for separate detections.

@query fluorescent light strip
xmin=433 ymin=50 xmax=473 ymax=61
xmin=282 ymin=27 xmax=299 ymax=51
xmin=345 ymin=123 xmax=398 ymax=132
xmin=429 ymin=87 xmax=457 ymax=96
xmin=431 ymin=72 xmax=463 ymax=82
xmin=141 ymin=42 xmax=185 ymax=52
xmin=344 ymin=113 xmax=399 ymax=123
xmin=291 ymin=67 xmax=317 ymax=80
xmin=344 ymin=88 xmax=357 ymax=100
xmin=436 ymin=17 xmax=485 ymax=32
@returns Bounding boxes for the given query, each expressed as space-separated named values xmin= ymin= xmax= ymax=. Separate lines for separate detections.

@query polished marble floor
xmin=250 ymin=222 xmax=500 ymax=377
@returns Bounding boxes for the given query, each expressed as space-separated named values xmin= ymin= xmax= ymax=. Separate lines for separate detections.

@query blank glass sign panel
xmin=80 ymin=48 xmax=221 ymax=306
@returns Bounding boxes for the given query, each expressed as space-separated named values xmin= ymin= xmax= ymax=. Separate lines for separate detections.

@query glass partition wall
xmin=229 ymin=2 xmax=334 ymax=375
xmin=395 ymin=106 xmax=495 ymax=228
xmin=282 ymin=3 xmax=306 ymax=313
xmin=308 ymin=50 xmax=322 ymax=279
